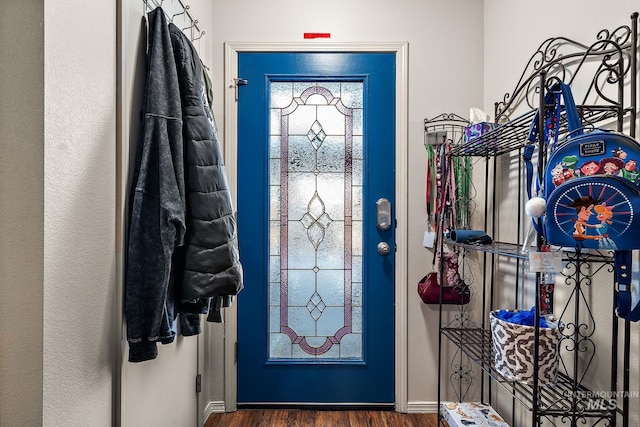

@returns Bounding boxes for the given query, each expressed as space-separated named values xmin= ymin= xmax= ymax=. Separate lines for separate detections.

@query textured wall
xmin=0 ymin=1 xmax=44 ymax=426
xmin=42 ymin=0 xmax=116 ymax=425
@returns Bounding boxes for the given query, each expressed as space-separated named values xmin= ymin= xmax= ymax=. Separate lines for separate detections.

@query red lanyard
xmin=429 ymin=140 xmax=457 ymax=256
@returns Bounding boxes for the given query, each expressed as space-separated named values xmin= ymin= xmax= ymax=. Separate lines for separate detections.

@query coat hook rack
xmin=143 ymin=0 xmax=205 ymax=42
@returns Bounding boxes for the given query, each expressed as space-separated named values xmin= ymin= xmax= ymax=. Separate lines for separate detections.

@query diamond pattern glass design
xmin=269 ymin=82 xmax=363 ymax=359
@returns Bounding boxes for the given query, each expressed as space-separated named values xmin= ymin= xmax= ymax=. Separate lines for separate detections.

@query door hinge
xmin=195 ymin=373 xmax=202 ymax=393
xmin=234 ymin=78 xmax=248 ymax=102
xmin=235 ymin=341 xmax=238 ymax=363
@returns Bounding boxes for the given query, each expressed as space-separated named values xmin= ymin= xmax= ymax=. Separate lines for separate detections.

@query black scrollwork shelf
xmin=435 ymin=12 xmax=638 ymax=427
xmin=450 ymin=14 xmax=637 ymax=158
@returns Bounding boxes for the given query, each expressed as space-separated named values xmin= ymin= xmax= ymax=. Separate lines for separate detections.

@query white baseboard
xmin=406 ymin=401 xmax=439 ymax=413
xmin=203 ymin=400 xmax=226 ymax=424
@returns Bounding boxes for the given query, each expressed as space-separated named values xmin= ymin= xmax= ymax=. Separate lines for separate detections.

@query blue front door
xmin=237 ymin=52 xmax=396 ymax=404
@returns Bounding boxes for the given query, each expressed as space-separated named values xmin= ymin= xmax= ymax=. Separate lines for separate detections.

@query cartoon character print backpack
xmin=538 ymin=82 xmax=640 ymax=321
xmin=542 ymin=83 xmax=640 ymax=251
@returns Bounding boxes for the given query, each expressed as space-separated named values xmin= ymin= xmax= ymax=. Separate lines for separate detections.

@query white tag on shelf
xmin=423 ymin=231 xmax=435 ymax=248
xmin=528 ymin=251 xmax=563 ymax=273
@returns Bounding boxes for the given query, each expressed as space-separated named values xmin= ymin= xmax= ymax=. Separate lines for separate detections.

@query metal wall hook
xmin=171 ymin=4 xmax=189 ymax=22
xmin=192 ymin=30 xmax=205 ymax=42
xmin=144 ymin=0 xmax=162 ymax=11
xmin=182 ymin=18 xmax=196 ymax=32
xmin=143 ymin=0 xmax=205 ymax=43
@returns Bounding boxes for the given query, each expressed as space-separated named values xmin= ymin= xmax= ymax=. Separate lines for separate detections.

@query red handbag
xmin=418 ymin=252 xmax=471 ymax=305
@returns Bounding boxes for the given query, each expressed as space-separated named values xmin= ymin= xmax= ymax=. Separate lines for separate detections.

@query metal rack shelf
xmin=441 ymin=327 xmax=615 ymax=420
xmin=450 ymin=110 xmax=535 ymax=157
xmin=446 ymin=239 xmax=614 ymax=263
xmin=446 ymin=239 xmax=529 ymax=259
xmin=450 ymin=107 xmax=621 ymax=158
xmin=435 ymin=12 xmax=638 ymax=427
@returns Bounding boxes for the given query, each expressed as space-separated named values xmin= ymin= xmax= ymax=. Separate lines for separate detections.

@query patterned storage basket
xmin=490 ymin=310 xmax=563 ymax=385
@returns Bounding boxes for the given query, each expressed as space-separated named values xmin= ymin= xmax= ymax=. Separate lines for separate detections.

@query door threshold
xmin=237 ymin=403 xmax=395 ymax=411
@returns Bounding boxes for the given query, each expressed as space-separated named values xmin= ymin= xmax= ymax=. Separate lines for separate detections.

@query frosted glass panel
xmin=340 ymin=83 xmax=364 ymax=108
xmin=317 ymin=136 xmax=347 ymax=173
xmin=268 ymin=81 xmax=363 ymax=360
xmin=270 ymin=82 xmax=294 ymax=108
xmin=288 ymin=136 xmax=316 ymax=172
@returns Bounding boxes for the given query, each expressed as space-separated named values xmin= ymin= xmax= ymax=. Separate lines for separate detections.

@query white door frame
xmin=222 ymin=42 xmax=409 ymax=413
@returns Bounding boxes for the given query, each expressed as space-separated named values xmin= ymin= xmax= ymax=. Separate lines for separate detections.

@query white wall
xmin=42 ymin=0 xmax=117 ymax=425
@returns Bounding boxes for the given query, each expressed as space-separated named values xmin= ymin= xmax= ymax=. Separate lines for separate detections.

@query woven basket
xmin=490 ymin=310 xmax=563 ymax=385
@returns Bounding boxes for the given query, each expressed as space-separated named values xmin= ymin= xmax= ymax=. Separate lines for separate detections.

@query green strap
xmin=452 ymin=156 xmax=471 ymax=229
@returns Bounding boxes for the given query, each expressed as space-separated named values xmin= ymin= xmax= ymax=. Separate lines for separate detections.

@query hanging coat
xmin=125 ymin=7 xmax=243 ymax=363
xmin=168 ymin=19 xmax=243 ymax=325
xmin=125 ymin=7 xmax=186 ymax=363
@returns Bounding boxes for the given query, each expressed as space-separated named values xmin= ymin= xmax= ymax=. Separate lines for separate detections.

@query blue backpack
xmin=535 ymin=82 xmax=640 ymax=321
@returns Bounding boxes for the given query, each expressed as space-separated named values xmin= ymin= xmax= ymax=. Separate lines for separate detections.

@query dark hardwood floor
xmin=204 ymin=409 xmax=440 ymax=427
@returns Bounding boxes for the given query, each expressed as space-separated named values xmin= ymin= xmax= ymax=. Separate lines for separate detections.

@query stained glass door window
xmin=268 ymin=82 xmax=363 ymax=360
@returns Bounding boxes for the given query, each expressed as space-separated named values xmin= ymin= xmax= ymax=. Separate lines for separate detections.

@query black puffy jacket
xmin=169 ymin=21 xmax=243 ymax=316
